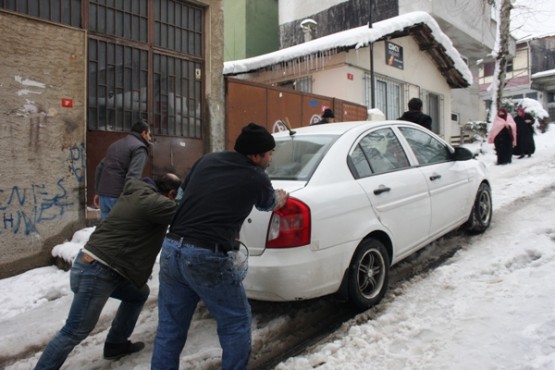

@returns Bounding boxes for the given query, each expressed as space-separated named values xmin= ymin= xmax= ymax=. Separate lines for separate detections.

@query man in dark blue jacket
xmin=35 ymin=173 xmax=181 ymax=370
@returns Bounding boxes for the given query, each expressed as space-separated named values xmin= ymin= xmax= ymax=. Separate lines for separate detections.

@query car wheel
xmin=465 ymin=182 xmax=492 ymax=234
xmin=347 ymin=238 xmax=390 ymax=310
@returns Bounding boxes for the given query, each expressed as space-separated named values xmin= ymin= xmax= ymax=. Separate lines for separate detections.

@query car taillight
xmin=266 ymin=197 xmax=311 ymax=248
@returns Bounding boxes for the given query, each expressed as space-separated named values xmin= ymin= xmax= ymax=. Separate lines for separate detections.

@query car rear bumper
xmin=243 ymin=243 xmax=356 ymax=302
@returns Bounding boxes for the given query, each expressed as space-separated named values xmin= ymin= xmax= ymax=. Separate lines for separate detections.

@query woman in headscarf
xmin=488 ymin=107 xmax=517 ymax=165
xmin=513 ymin=106 xmax=536 ymax=158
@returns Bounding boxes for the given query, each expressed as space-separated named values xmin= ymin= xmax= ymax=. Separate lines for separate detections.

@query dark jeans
xmin=151 ymin=237 xmax=251 ymax=370
xmin=99 ymin=195 xmax=118 ymax=220
xmin=34 ymin=250 xmax=149 ymax=370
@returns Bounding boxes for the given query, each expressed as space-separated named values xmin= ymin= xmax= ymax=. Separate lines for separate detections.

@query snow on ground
xmin=2 ymin=125 xmax=555 ymax=369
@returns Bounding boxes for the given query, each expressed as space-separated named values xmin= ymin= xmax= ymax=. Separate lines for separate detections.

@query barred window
xmin=88 ymin=0 xmax=148 ymax=43
xmin=1 ymin=0 xmax=205 ymax=138
xmin=154 ymin=55 xmax=203 ymax=138
xmin=88 ymin=40 xmax=149 ymax=132
xmin=0 ymin=0 xmax=81 ymax=27
xmin=155 ymin=0 xmax=203 ymax=56
xmin=87 ymin=0 xmax=205 ymax=138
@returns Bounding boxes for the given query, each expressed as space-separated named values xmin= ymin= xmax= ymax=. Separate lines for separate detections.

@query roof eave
xmin=225 ymin=23 xmax=470 ymax=89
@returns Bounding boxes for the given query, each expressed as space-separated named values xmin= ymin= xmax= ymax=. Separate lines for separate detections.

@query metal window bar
xmin=295 ymin=76 xmax=313 ymax=93
xmin=88 ymin=0 xmax=147 ymax=42
xmin=153 ymin=54 xmax=202 ymax=138
xmin=88 ymin=39 xmax=148 ymax=132
xmin=0 ymin=0 xmax=81 ymax=27
xmin=154 ymin=0 xmax=203 ymax=56
xmin=365 ymin=72 xmax=403 ymax=119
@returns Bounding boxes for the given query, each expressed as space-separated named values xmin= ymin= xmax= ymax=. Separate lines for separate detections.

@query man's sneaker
xmin=103 ymin=340 xmax=145 ymax=360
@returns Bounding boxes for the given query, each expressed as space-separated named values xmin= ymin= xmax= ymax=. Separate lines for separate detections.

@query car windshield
xmin=267 ymin=135 xmax=337 ymax=180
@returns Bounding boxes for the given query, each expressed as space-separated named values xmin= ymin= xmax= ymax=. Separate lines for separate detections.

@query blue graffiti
xmin=69 ymin=143 xmax=85 ymax=182
xmin=0 ymin=178 xmax=74 ymax=235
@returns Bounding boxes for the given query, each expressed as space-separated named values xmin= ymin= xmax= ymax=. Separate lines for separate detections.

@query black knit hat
xmin=234 ymin=123 xmax=275 ymax=155
xmin=322 ymin=108 xmax=334 ymax=118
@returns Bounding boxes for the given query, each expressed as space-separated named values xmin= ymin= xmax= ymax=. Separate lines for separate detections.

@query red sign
xmin=347 ymin=73 xmax=354 ymax=80
xmin=61 ymin=98 xmax=73 ymax=108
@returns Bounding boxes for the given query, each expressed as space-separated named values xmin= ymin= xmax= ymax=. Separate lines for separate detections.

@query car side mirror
xmin=453 ymin=146 xmax=474 ymax=161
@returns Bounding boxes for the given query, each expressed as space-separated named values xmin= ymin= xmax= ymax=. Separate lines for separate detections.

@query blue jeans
xmin=151 ymin=237 xmax=251 ymax=370
xmin=34 ymin=250 xmax=149 ymax=370
xmin=99 ymin=195 xmax=118 ymax=220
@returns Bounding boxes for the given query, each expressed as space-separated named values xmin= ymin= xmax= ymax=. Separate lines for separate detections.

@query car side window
xmin=398 ymin=126 xmax=451 ymax=165
xmin=349 ymin=128 xmax=410 ymax=178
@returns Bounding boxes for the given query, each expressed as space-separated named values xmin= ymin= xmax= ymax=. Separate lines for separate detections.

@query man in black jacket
xmin=34 ymin=173 xmax=181 ymax=370
xmin=399 ymin=98 xmax=432 ymax=130
xmin=94 ymin=120 xmax=152 ymax=219
xmin=151 ymin=123 xmax=288 ymax=370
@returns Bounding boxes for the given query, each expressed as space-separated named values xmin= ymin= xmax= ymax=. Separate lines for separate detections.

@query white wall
xmin=399 ymin=0 xmax=496 ymax=50
xmin=278 ymin=0 xmax=347 ymax=24
xmin=236 ymin=35 xmax=454 ymax=137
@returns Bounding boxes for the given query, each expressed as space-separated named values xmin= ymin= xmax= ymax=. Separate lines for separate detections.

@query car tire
xmin=464 ymin=182 xmax=492 ymax=234
xmin=347 ymin=238 xmax=390 ymax=310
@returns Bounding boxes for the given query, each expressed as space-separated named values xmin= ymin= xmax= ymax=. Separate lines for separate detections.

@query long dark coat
xmin=513 ymin=113 xmax=535 ymax=156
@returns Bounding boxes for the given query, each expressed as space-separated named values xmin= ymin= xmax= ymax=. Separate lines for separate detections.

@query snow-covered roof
xmin=223 ymin=11 xmax=472 ymax=88
xmin=531 ymin=68 xmax=555 ymax=79
xmin=516 ymin=31 xmax=555 ymax=43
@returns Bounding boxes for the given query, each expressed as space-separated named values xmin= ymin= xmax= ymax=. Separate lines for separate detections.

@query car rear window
xmin=267 ymin=135 xmax=337 ymax=180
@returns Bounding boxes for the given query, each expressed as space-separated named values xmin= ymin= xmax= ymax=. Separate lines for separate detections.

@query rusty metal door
xmin=86 ymin=132 xmax=204 ymax=206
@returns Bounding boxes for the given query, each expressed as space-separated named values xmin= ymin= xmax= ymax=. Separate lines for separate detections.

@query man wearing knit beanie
xmin=152 ymin=122 xmax=288 ymax=370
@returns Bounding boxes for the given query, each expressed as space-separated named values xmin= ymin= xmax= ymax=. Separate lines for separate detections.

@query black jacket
xmin=85 ymin=178 xmax=177 ymax=287
xmin=170 ymin=151 xmax=275 ymax=249
xmin=399 ymin=111 xmax=432 ymax=130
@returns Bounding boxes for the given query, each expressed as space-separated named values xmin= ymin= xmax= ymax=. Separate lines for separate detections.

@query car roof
xmin=273 ymin=120 xmax=421 ymax=138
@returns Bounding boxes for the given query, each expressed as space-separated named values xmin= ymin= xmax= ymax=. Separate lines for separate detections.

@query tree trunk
xmin=494 ymin=0 xmax=513 ymax=110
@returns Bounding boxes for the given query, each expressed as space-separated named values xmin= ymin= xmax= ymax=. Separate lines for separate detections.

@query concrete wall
xmin=0 ymin=0 xmax=225 ymax=278
xmin=205 ymin=0 xmax=226 ymax=152
xmin=0 ymin=11 xmax=87 ymax=278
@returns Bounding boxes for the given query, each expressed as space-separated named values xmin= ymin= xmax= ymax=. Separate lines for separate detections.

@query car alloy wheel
xmin=465 ymin=182 xmax=492 ymax=234
xmin=348 ymin=238 xmax=390 ymax=310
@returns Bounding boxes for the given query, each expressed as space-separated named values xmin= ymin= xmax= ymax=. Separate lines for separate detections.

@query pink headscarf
xmin=488 ymin=109 xmax=517 ymax=146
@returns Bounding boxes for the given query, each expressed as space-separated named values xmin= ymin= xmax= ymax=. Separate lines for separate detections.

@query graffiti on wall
xmin=0 ymin=146 xmax=83 ymax=236
xmin=0 ymin=178 xmax=75 ymax=236
xmin=68 ymin=143 xmax=85 ymax=182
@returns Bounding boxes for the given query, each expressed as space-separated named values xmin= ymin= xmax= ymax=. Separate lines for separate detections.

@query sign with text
xmin=385 ymin=41 xmax=403 ymax=70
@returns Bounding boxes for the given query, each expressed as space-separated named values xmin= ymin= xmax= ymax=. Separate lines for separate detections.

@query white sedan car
xmin=239 ymin=121 xmax=491 ymax=310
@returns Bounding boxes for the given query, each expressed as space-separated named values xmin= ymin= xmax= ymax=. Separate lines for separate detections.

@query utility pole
xmin=368 ymin=0 xmax=375 ymax=109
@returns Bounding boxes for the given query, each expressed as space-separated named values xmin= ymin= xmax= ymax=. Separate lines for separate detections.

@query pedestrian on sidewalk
xmin=513 ymin=106 xmax=536 ymax=158
xmin=488 ymin=107 xmax=517 ymax=165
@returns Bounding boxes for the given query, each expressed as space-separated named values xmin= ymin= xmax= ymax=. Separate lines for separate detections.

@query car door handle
xmin=373 ymin=185 xmax=391 ymax=195
xmin=430 ymin=173 xmax=441 ymax=181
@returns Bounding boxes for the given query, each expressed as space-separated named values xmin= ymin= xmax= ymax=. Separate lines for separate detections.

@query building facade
xmin=224 ymin=12 xmax=472 ymax=140
xmin=480 ymin=35 xmax=555 ymax=119
xmin=227 ymin=0 xmax=498 ymax=133
xmin=0 ymin=0 xmax=224 ymax=277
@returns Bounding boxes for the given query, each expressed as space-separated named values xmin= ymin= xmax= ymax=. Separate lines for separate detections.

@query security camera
xmin=300 ymin=18 xmax=317 ymax=30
